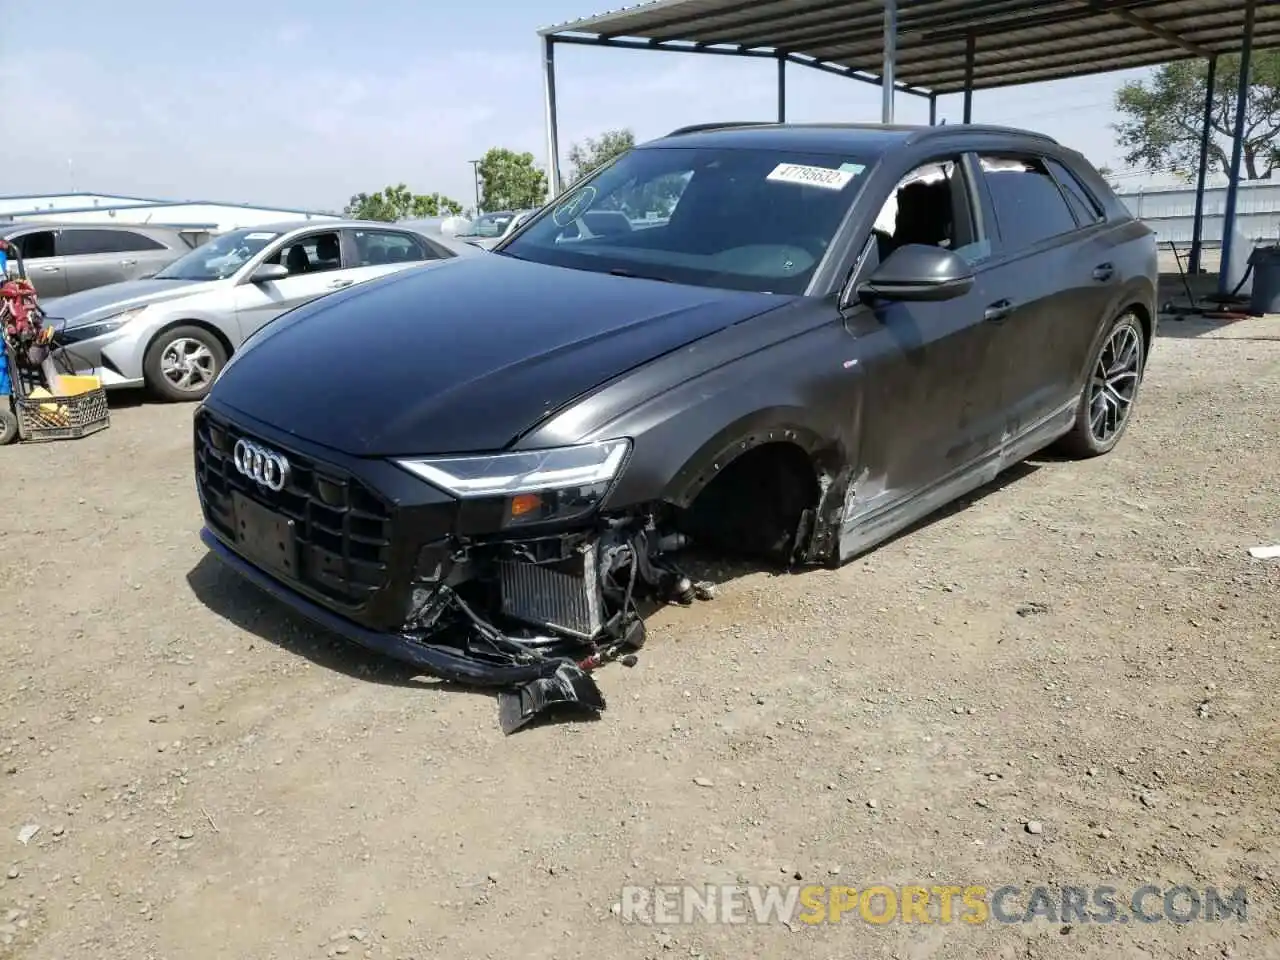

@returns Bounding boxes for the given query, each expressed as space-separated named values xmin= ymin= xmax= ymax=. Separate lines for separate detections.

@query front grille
xmin=194 ymin=411 xmax=393 ymax=609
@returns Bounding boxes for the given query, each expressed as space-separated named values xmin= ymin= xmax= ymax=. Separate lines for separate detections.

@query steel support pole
xmin=1189 ymin=55 xmax=1217 ymax=276
xmin=777 ymin=54 xmax=786 ymax=122
xmin=882 ymin=0 xmax=897 ymax=123
xmin=542 ymin=36 xmax=562 ymax=201
xmin=1218 ymin=0 xmax=1256 ymax=298
xmin=962 ymin=33 xmax=975 ymax=123
xmin=929 ymin=93 xmax=937 ymax=125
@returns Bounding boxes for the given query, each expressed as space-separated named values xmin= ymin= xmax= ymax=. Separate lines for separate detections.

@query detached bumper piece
xmin=498 ymin=662 xmax=607 ymax=735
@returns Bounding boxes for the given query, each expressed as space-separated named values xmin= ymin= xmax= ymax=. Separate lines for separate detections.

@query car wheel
xmin=1055 ymin=311 xmax=1146 ymax=459
xmin=0 ymin=407 xmax=19 ymax=445
xmin=143 ymin=325 xmax=227 ymax=402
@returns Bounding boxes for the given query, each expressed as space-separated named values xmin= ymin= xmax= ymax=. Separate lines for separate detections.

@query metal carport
xmin=539 ymin=0 xmax=1280 ymax=296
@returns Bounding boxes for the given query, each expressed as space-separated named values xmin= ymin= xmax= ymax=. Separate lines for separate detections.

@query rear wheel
xmin=1055 ymin=311 xmax=1145 ymax=459
xmin=144 ymin=325 xmax=226 ymax=402
xmin=0 ymin=406 xmax=19 ymax=445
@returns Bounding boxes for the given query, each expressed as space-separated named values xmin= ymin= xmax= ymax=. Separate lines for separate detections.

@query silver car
xmin=42 ymin=220 xmax=477 ymax=402
xmin=454 ymin=210 xmax=535 ymax=250
xmin=1 ymin=221 xmax=193 ymax=299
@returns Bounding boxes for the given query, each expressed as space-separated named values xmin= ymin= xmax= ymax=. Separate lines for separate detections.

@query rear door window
xmin=351 ymin=230 xmax=440 ymax=266
xmin=1045 ymin=159 xmax=1104 ymax=226
xmin=60 ymin=229 xmax=167 ymax=255
xmin=977 ymin=155 xmax=1080 ymax=251
xmin=11 ymin=231 xmax=57 ymax=259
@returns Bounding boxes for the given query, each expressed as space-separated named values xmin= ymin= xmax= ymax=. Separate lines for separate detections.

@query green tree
xmin=566 ymin=128 xmax=635 ymax=185
xmin=344 ymin=184 xmax=463 ymax=221
xmin=1113 ymin=52 xmax=1280 ymax=181
xmin=477 ymin=148 xmax=548 ymax=211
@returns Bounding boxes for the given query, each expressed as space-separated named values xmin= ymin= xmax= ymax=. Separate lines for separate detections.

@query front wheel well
xmin=148 ymin=319 xmax=234 ymax=361
xmin=673 ymin=441 xmax=823 ymax=563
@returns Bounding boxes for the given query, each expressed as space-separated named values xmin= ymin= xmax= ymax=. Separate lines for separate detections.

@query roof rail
xmin=664 ymin=121 xmax=776 ymax=137
xmin=918 ymin=123 xmax=1059 ymax=145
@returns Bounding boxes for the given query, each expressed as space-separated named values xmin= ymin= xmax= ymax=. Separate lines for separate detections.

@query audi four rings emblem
xmin=232 ymin=438 xmax=290 ymax=492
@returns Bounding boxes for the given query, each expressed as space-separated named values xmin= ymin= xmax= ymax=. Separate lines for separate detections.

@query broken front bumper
xmin=201 ymin=526 xmax=571 ymax=686
xmin=194 ymin=406 xmax=704 ymax=731
xmin=201 ymin=519 xmax=679 ymax=733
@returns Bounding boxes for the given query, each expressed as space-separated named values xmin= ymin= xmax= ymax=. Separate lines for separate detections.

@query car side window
xmin=265 ymin=231 xmax=344 ymax=276
xmin=60 ymin=228 xmax=167 ymax=256
xmin=352 ymin=230 xmax=439 ymax=267
xmin=978 ymin=155 xmax=1079 ymax=250
xmin=1045 ymin=158 xmax=1105 ymax=226
xmin=863 ymin=157 xmax=989 ymax=276
xmin=11 ymin=231 xmax=57 ymax=259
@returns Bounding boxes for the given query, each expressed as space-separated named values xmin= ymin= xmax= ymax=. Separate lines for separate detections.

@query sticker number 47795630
xmin=767 ymin=162 xmax=856 ymax=191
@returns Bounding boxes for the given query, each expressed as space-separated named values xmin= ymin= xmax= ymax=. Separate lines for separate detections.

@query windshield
xmin=501 ymin=146 xmax=870 ymax=294
xmin=458 ymin=212 xmax=515 ymax=238
xmin=155 ymin=228 xmax=281 ymax=281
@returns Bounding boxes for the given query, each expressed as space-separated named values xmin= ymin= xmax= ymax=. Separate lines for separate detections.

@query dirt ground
xmin=1 ymin=313 xmax=1278 ymax=960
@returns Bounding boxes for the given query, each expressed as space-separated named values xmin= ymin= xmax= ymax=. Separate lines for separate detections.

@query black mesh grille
xmin=194 ymin=410 xmax=393 ymax=608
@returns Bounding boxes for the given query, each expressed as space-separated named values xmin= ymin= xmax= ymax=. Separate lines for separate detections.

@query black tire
xmin=143 ymin=325 xmax=227 ymax=403
xmin=0 ymin=407 xmax=19 ymax=445
xmin=1055 ymin=311 xmax=1146 ymax=459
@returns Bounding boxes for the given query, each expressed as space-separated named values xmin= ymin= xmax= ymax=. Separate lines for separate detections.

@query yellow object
xmin=49 ymin=374 xmax=101 ymax=397
xmin=26 ymin=387 xmax=72 ymax=425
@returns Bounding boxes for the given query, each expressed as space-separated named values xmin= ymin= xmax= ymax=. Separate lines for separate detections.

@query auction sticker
xmin=767 ymin=162 xmax=855 ymax=190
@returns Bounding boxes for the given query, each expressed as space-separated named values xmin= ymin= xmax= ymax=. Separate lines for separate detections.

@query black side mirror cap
xmin=856 ymin=243 xmax=975 ymax=304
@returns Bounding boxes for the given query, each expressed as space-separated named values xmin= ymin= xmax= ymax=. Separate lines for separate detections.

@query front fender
xmin=522 ymin=313 xmax=861 ymax=512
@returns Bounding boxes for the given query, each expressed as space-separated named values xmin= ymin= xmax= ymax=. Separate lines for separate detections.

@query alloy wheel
xmin=160 ymin=338 xmax=217 ymax=393
xmin=1088 ymin=321 xmax=1142 ymax=444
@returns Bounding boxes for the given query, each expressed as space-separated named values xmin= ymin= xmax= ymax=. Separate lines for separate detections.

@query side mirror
xmin=856 ymin=244 xmax=974 ymax=304
xmin=250 ymin=263 xmax=289 ymax=284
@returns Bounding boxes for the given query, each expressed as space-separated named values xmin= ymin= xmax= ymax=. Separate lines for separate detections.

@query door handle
xmin=120 ymin=258 xmax=137 ymax=267
xmin=39 ymin=265 xmax=60 ymax=273
xmin=984 ymin=299 xmax=1015 ymax=323
xmin=1092 ymin=263 xmax=1115 ymax=282
xmin=327 ymin=279 xmax=354 ymax=289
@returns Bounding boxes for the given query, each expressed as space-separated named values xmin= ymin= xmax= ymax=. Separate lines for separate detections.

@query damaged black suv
xmin=194 ymin=122 xmax=1157 ymax=730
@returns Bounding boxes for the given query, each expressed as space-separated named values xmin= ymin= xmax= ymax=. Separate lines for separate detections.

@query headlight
xmin=62 ymin=306 xmax=147 ymax=341
xmin=396 ymin=439 xmax=631 ymax=526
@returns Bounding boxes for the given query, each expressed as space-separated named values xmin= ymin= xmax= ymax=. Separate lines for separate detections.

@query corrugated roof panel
xmin=544 ymin=0 xmax=1280 ymax=95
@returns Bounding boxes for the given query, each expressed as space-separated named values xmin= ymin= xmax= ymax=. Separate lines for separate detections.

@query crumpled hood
xmin=210 ymin=254 xmax=789 ymax=456
xmin=43 ymin=279 xmax=207 ymax=325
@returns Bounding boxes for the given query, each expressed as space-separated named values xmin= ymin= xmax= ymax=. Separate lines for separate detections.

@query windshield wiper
xmin=608 ymin=268 xmax=673 ymax=283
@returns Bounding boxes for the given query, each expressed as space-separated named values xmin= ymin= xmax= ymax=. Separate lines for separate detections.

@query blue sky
xmin=4 ymin=0 xmax=1171 ymax=212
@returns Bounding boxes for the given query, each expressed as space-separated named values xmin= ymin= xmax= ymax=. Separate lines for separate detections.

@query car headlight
xmin=62 ymin=306 xmax=147 ymax=341
xmin=396 ymin=438 xmax=631 ymax=526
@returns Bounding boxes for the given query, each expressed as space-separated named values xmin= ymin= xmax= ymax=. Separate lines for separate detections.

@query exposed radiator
xmin=498 ymin=541 xmax=606 ymax=640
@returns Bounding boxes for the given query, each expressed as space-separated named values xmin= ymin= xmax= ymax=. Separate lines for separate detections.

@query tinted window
xmin=1046 ymin=159 xmax=1104 ymax=225
xmin=352 ymin=230 xmax=438 ymax=267
xmin=11 ymin=231 xmax=56 ymax=259
xmin=979 ymin=156 xmax=1078 ymax=250
xmin=60 ymin=229 xmax=166 ymax=256
xmin=503 ymin=146 xmax=872 ymax=294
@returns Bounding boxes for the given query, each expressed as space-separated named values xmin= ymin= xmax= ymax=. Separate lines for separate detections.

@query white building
xmin=0 ymin=192 xmax=341 ymax=233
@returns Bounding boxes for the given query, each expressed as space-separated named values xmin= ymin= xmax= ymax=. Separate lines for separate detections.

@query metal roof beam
xmin=1094 ymin=1 xmax=1214 ymax=57
xmin=547 ymin=33 xmax=934 ymax=98
xmin=913 ymin=21 xmax=1280 ymax=89
xmin=624 ymin=0 xmax=859 ymax=43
